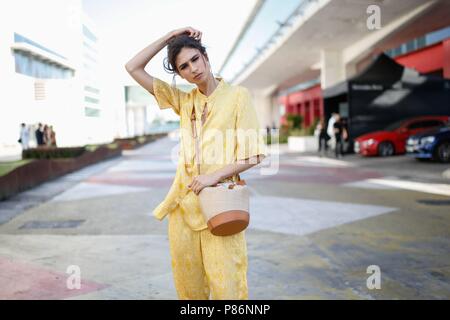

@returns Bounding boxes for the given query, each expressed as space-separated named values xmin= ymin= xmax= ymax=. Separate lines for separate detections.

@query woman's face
xmin=175 ymin=47 xmax=209 ymax=84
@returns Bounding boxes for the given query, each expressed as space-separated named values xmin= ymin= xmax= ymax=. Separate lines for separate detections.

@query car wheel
xmin=436 ymin=142 xmax=450 ymax=163
xmin=378 ymin=141 xmax=394 ymax=157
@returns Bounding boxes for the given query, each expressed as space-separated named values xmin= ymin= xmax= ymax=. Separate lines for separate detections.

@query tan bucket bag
xmin=189 ymin=102 xmax=250 ymax=236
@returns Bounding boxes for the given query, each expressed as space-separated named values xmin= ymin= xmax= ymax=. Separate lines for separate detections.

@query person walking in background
xmin=315 ymin=119 xmax=329 ymax=157
xmin=19 ymin=123 xmax=29 ymax=150
xmin=341 ymin=117 xmax=349 ymax=153
xmin=43 ymin=125 xmax=51 ymax=147
xmin=327 ymin=113 xmax=337 ymax=151
xmin=50 ymin=126 xmax=57 ymax=147
xmin=266 ymin=125 xmax=271 ymax=138
xmin=35 ymin=123 xmax=44 ymax=148
xmin=333 ymin=114 xmax=346 ymax=158
xmin=266 ymin=125 xmax=272 ymax=144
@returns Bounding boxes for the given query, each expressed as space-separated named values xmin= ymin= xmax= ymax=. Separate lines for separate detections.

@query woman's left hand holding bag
xmin=188 ymin=173 xmax=221 ymax=195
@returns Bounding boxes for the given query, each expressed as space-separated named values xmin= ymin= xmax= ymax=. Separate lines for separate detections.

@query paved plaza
xmin=0 ymin=135 xmax=449 ymax=299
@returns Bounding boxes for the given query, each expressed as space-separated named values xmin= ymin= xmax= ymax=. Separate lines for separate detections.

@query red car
xmin=354 ymin=116 xmax=449 ymax=157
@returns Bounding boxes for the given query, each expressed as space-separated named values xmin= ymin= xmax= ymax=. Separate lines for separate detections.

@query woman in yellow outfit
xmin=125 ymin=27 xmax=266 ymax=300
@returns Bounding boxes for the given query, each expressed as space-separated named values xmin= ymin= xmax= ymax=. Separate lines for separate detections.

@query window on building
xmin=83 ymin=25 xmax=97 ymax=43
xmin=84 ymin=96 xmax=99 ymax=104
xmin=417 ymin=36 xmax=426 ymax=48
xmin=85 ymin=86 xmax=100 ymax=94
xmin=83 ymin=41 xmax=97 ymax=53
xmin=14 ymin=51 xmax=73 ymax=79
xmin=405 ymin=40 xmax=415 ymax=52
xmin=85 ymin=107 xmax=100 ymax=117
xmin=83 ymin=53 xmax=97 ymax=63
xmin=385 ymin=26 xmax=450 ymax=58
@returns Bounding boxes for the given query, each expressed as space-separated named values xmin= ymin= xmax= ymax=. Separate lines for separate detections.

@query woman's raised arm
xmin=124 ymin=27 xmax=202 ymax=95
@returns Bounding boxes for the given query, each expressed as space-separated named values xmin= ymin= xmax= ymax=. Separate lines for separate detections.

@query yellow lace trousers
xmin=168 ymin=207 xmax=248 ymax=300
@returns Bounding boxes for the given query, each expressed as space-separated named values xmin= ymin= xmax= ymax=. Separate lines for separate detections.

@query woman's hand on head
xmin=188 ymin=173 xmax=220 ymax=195
xmin=170 ymin=27 xmax=202 ymax=41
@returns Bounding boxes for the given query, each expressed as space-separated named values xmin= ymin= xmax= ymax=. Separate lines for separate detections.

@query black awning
xmin=351 ymin=53 xmax=405 ymax=83
xmin=323 ymin=53 xmax=406 ymax=99
xmin=323 ymin=81 xmax=347 ymax=99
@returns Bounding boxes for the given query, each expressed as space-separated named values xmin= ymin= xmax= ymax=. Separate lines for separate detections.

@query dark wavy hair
xmin=163 ymin=34 xmax=208 ymax=75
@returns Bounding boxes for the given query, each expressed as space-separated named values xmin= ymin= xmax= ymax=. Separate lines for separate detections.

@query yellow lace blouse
xmin=151 ymin=76 xmax=266 ymax=230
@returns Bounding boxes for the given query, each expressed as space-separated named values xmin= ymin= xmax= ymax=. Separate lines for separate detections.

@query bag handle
xmin=190 ymin=102 xmax=240 ymax=183
xmin=190 ymin=102 xmax=207 ymax=175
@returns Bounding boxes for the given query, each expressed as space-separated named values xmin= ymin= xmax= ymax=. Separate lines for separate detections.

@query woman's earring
xmin=171 ymin=73 xmax=176 ymax=88
xmin=209 ymin=62 xmax=215 ymax=79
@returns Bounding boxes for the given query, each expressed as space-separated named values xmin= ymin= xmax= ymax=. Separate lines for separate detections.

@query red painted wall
xmin=278 ymin=84 xmax=323 ymax=128
xmin=443 ymin=38 xmax=450 ymax=79
xmin=395 ymin=38 xmax=450 ymax=78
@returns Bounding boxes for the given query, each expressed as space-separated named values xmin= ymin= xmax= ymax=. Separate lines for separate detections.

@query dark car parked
xmin=406 ymin=124 xmax=450 ymax=163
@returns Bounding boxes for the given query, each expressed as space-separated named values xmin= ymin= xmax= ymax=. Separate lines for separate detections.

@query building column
xmin=320 ymin=50 xmax=346 ymax=89
xmin=272 ymin=96 xmax=282 ymax=128
xmin=251 ymin=91 xmax=273 ymax=131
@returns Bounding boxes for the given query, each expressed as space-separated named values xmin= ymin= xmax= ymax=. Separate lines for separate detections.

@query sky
xmin=82 ymin=0 xmax=258 ymax=86
xmin=220 ymin=0 xmax=302 ymax=81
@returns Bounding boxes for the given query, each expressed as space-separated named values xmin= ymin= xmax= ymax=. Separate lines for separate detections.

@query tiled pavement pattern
xmin=0 ymin=134 xmax=449 ymax=299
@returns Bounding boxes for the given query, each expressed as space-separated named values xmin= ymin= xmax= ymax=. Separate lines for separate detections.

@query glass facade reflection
xmin=85 ymin=107 xmax=100 ymax=117
xmin=386 ymin=26 xmax=450 ymax=58
xmin=13 ymin=33 xmax=74 ymax=79
xmin=82 ymin=24 xmax=100 ymax=118
xmin=83 ymin=25 xmax=97 ymax=43
xmin=14 ymin=51 xmax=74 ymax=79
